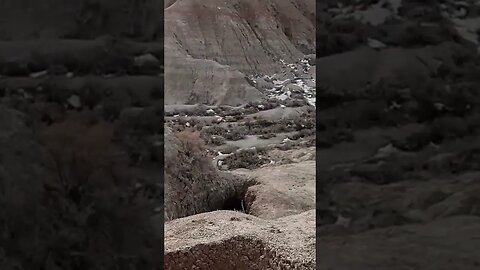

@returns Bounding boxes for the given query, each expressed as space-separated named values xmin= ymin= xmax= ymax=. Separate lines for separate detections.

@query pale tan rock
xmin=165 ymin=210 xmax=316 ymax=270
xmin=234 ymin=160 xmax=315 ymax=219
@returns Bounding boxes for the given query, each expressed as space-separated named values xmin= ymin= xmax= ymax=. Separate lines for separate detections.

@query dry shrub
xmin=41 ymin=112 xmax=128 ymax=192
xmin=176 ymin=128 xmax=205 ymax=154
xmin=222 ymin=148 xmax=270 ymax=170
xmin=32 ymin=111 xmax=160 ymax=270
xmin=165 ymin=128 xmax=238 ymax=220
xmin=1 ymin=109 xmax=161 ymax=270
xmin=204 ymin=135 xmax=226 ymax=146
xmin=224 ymin=128 xmax=247 ymax=141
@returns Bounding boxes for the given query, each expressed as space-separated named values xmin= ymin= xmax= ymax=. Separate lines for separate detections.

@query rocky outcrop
xmin=234 ymin=160 xmax=315 ymax=219
xmin=164 ymin=55 xmax=264 ymax=105
xmin=164 ymin=210 xmax=315 ymax=270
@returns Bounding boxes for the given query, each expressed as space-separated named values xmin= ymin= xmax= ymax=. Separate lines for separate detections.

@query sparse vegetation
xmin=0 ymin=111 xmax=161 ymax=270
xmin=222 ymin=147 xmax=270 ymax=170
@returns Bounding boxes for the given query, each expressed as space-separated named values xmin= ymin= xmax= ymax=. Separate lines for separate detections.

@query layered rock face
xmin=164 ymin=0 xmax=315 ymax=105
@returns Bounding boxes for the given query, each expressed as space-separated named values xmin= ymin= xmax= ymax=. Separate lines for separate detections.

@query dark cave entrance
xmin=221 ymin=196 xmax=246 ymax=213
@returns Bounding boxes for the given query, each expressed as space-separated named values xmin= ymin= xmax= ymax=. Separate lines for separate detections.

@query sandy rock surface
xmin=234 ymin=160 xmax=315 ymax=219
xmin=165 ymin=210 xmax=315 ymax=270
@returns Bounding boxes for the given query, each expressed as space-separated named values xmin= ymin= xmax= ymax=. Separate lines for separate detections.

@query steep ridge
xmin=164 ymin=0 xmax=315 ymax=105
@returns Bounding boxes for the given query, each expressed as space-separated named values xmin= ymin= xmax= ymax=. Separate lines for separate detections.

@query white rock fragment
xmin=367 ymin=38 xmax=387 ymax=49
xmin=67 ymin=95 xmax=82 ymax=109
xmin=206 ymin=108 xmax=215 ymax=115
xmin=134 ymin=53 xmax=159 ymax=67
xmin=29 ymin=70 xmax=48 ymax=78
xmin=434 ymin=102 xmax=447 ymax=111
xmin=335 ymin=215 xmax=351 ymax=227
xmin=387 ymin=101 xmax=402 ymax=111
xmin=374 ymin=143 xmax=401 ymax=159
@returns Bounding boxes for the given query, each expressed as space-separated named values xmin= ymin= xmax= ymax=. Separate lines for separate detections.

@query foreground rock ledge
xmin=164 ymin=210 xmax=315 ymax=270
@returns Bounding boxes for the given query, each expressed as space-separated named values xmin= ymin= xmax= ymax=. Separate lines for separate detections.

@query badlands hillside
xmin=316 ymin=0 xmax=480 ymax=269
xmin=164 ymin=0 xmax=317 ymax=269
xmin=0 ymin=1 xmax=164 ymax=269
